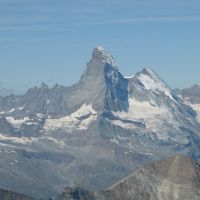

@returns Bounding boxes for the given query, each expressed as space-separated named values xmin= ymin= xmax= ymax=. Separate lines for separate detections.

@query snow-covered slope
xmin=188 ymin=103 xmax=200 ymax=122
xmin=106 ymin=67 xmax=198 ymax=145
xmin=44 ymin=104 xmax=98 ymax=132
xmin=176 ymin=84 xmax=200 ymax=122
xmin=0 ymin=46 xmax=199 ymax=199
xmin=131 ymin=68 xmax=174 ymax=99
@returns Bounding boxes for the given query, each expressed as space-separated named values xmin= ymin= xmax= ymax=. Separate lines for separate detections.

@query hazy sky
xmin=0 ymin=0 xmax=200 ymax=93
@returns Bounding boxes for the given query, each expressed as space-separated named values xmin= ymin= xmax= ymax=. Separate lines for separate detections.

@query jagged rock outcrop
xmin=0 ymin=189 xmax=34 ymax=200
xmin=175 ymin=84 xmax=200 ymax=123
xmin=56 ymin=155 xmax=200 ymax=200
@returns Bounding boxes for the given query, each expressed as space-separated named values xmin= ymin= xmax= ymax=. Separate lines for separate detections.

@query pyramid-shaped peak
xmin=136 ymin=67 xmax=167 ymax=86
xmin=133 ymin=67 xmax=174 ymax=99
xmin=140 ymin=68 xmax=162 ymax=82
xmin=91 ymin=45 xmax=117 ymax=68
xmin=96 ymin=45 xmax=107 ymax=52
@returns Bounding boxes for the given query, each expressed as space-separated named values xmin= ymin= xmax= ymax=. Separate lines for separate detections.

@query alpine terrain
xmin=56 ymin=154 xmax=200 ymax=200
xmin=0 ymin=46 xmax=200 ymax=199
xmin=0 ymin=189 xmax=34 ymax=200
xmin=175 ymin=84 xmax=200 ymax=123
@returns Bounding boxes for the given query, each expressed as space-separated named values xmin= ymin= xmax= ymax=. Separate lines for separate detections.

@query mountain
xmin=0 ymin=46 xmax=200 ymax=199
xmin=56 ymin=154 xmax=200 ymax=200
xmin=175 ymin=84 xmax=200 ymax=122
xmin=0 ymin=188 xmax=35 ymax=200
xmin=0 ymin=84 xmax=15 ymax=97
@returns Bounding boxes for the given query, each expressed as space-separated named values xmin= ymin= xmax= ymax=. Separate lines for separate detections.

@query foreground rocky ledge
xmin=56 ymin=154 xmax=200 ymax=200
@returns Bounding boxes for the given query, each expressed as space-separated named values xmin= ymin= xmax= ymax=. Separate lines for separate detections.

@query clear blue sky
xmin=0 ymin=0 xmax=200 ymax=93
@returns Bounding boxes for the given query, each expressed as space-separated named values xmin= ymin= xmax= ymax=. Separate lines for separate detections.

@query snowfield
xmin=44 ymin=104 xmax=98 ymax=132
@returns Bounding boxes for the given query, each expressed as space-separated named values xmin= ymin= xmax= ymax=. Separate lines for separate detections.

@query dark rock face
xmin=0 ymin=189 xmax=35 ymax=200
xmin=176 ymin=84 xmax=200 ymax=104
xmin=56 ymin=155 xmax=200 ymax=200
xmin=104 ymin=64 xmax=128 ymax=112
xmin=0 ymin=116 xmax=18 ymax=136
xmin=175 ymin=84 xmax=200 ymax=123
xmin=56 ymin=187 xmax=98 ymax=200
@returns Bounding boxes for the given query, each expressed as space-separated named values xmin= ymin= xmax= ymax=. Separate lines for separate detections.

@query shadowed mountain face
xmin=56 ymin=155 xmax=200 ymax=200
xmin=0 ymin=189 xmax=34 ymax=200
xmin=175 ymin=84 xmax=200 ymax=123
xmin=0 ymin=46 xmax=200 ymax=199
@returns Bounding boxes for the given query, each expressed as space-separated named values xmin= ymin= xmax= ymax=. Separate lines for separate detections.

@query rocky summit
xmin=0 ymin=46 xmax=200 ymax=199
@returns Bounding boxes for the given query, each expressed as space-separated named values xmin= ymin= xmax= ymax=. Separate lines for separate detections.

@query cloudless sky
xmin=0 ymin=0 xmax=200 ymax=93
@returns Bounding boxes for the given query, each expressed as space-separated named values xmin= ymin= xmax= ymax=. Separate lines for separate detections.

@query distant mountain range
xmin=0 ymin=86 xmax=15 ymax=97
xmin=0 ymin=46 xmax=199 ymax=199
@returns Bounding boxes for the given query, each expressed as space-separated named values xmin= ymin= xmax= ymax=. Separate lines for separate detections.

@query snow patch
xmin=182 ymin=97 xmax=200 ymax=122
xmin=0 ymin=133 xmax=38 ymax=144
xmin=125 ymin=74 xmax=135 ymax=79
xmin=6 ymin=117 xmax=29 ymax=129
xmin=112 ymin=97 xmax=179 ymax=139
xmin=138 ymin=73 xmax=173 ymax=99
xmin=0 ymin=134 xmax=66 ymax=148
xmin=36 ymin=113 xmax=45 ymax=119
xmin=114 ymin=98 xmax=166 ymax=120
xmin=112 ymin=119 xmax=140 ymax=129
xmin=185 ymin=102 xmax=200 ymax=122
xmin=44 ymin=104 xmax=98 ymax=132
xmin=135 ymin=68 xmax=174 ymax=100
xmin=8 ymin=108 xmax=16 ymax=113
xmin=145 ymin=152 xmax=153 ymax=156
xmin=5 ymin=116 xmax=39 ymax=129
xmin=110 ymin=138 xmax=119 ymax=145
xmin=18 ymin=106 xmax=25 ymax=111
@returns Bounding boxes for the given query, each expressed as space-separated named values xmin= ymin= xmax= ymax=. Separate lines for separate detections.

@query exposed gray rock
xmin=175 ymin=84 xmax=200 ymax=104
xmin=0 ymin=188 xmax=35 ymax=200
xmin=175 ymin=84 xmax=200 ymax=122
xmin=56 ymin=155 xmax=200 ymax=200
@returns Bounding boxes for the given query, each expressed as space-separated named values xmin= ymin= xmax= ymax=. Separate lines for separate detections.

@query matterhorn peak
xmin=91 ymin=45 xmax=117 ymax=68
